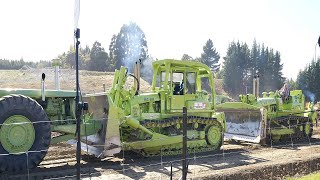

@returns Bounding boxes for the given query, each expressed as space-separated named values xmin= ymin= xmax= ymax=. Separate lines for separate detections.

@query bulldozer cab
xmin=170 ymin=71 xmax=197 ymax=110
xmin=151 ymin=59 xmax=216 ymax=113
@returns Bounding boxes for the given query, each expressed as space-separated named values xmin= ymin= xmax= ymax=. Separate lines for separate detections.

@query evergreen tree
xmin=200 ymin=39 xmax=220 ymax=73
xmin=56 ymin=45 xmax=92 ymax=70
xmin=249 ymin=39 xmax=260 ymax=93
xmin=223 ymin=41 xmax=243 ymax=96
xmin=222 ymin=40 xmax=285 ymax=97
xmin=273 ymin=51 xmax=285 ymax=89
xmin=181 ymin=54 xmax=194 ymax=61
xmin=64 ymin=46 xmax=76 ymax=69
xmin=108 ymin=34 xmax=117 ymax=71
xmin=256 ymin=44 xmax=266 ymax=91
xmin=287 ymin=78 xmax=297 ymax=90
xmin=296 ymin=58 xmax=320 ymax=102
xmin=239 ymin=42 xmax=252 ymax=94
xmin=80 ymin=45 xmax=91 ymax=70
xmin=89 ymin=41 xmax=109 ymax=71
xmin=253 ymin=43 xmax=285 ymax=93
xmin=0 ymin=58 xmax=50 ymax=69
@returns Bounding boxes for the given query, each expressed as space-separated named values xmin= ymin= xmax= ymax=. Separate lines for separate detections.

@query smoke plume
xmin=117 ymin=22 xmax=148 ymax=73
xmin=123 ymin=32 xmax=144 ymax=73
xmin=141 ymin=56 xmax=155 ymax=84
xmin=304 ymin=90 xmax=315 ymax=102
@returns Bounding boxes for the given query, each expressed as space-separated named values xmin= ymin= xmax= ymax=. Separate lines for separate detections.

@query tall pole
xmin=182 ymin=107 xmax=187 ymax=180
xmin=75 ymin=28 xmax=81 ymax=180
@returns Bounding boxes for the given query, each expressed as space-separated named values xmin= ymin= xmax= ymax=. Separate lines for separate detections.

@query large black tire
xmin=0 ymin=95 xmax=51 ymax=172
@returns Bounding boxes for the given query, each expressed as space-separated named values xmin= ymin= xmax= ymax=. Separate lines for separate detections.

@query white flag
xmin=74 ymin=0 xmax=80 ymax=31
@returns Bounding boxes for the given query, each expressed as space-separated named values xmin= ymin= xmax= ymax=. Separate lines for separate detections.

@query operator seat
xmin=173 ymin=83 xmax=181 ymax=95
xmin=173 ymin=81 xmax=184 ymax=95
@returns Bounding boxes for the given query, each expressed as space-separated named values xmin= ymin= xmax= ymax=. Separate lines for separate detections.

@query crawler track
xmin=269 ymin=116 xmax=313 ymax=143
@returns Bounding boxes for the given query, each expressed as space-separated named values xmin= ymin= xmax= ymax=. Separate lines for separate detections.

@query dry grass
xmin=0 ymin=68 xmax=225 ymax=95
xmin=0 ymin=68 xmax=151 ymax=94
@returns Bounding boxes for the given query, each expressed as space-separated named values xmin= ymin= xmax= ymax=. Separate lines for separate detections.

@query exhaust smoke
xmin=117 ymin=22 xmax=148 ymax=74
xmin=140 ymin=57 xmax=155 ymax=84
xmin=304 ymin=90 xmax=315 ymax=102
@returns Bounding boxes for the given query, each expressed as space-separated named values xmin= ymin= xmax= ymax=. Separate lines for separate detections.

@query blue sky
xmin=0 ymin=0 xmax=319 ymax=79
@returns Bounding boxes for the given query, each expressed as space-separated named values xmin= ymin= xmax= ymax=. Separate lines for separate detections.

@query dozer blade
xmin=81 ymin=93 xmax=121 ymax=158
xmin=216 ymin=102 xmax=267 ymax=143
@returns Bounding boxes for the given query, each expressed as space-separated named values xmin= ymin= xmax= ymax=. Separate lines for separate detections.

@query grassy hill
xmin=0 ymin=68 xmax=226 ymax=95
xmin=0 ymin=68 xmax=151 ymax=94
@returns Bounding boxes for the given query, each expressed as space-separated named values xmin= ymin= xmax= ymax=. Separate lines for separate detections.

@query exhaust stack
xmin=54 ymin=65 xmax=60 ymax=90
xmin=253 ymin=77 xmax=256 ymax=96
xmin=256 ymin=75 xmax=259 ymax=98
xmin=41 ymin=73 xmax=46 ymax=101
xmin=132 ymin=60 xmax=141 ymax=95
xmin=133 ymin=62 xmax=138 ymax=90
xmin=137 ymin=59 xmax=141 ymax=89
xmin=253 ymin=75 xmax=260 ymax=98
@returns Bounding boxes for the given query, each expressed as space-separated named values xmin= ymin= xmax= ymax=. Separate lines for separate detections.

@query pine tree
xmin=108 ymin=34 xmax=117 ymax=71
xmin=200 ymin=39 xmax=220 ymax=73
xmin=296 ymin=58 xmax=320 ymax=102
xmin=222 ymin=40 xmax=285 ymax=96
xmin=181 ymin=54 xmax=193 ymax=61
xmin=89 ymin=41 xmax=109 ymax=71
xmin=240 ymin=42 xmax=252 ymax=94
xmin=273 ymin=51 xmax=284 ymax=89
xmin=249 ymin=39 xmax=260 ymax=93
xmin=223 ymin=41 xmax=243 ymax=96
xmin=80 ymin=45 xmax=91 ymax=70
xmin=64 ymin=46 xmax=76 ymax=69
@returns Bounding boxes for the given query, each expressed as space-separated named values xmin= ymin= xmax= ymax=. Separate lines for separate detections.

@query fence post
xmin=170 ymin=161 xmax=173 ymax=180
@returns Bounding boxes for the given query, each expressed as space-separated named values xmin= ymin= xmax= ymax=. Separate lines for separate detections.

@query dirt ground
xmin=92 ymin=132 xmax=320 ymax=180
xmin=35 ymin=128 xmax=320 ymax=180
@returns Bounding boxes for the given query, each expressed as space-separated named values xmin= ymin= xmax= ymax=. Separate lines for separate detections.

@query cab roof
xmin=152 ymin=59 xmax=212 ymax=75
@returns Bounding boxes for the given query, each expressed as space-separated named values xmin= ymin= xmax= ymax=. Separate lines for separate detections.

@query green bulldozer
xmin=0 ymin=59 xmax=226 ymax=172
xmin=217 ymin=76 xmax=318 ymax=144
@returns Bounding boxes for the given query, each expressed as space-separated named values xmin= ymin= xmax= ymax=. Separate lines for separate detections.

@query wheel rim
xmin=0 ymin=115 xmax=35 ymax=154
xmin=206 ymin=125 xmax=221 ymax=148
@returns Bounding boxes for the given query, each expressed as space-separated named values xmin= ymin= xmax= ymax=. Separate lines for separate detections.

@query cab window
xmin=186 ymin=72 xmax=196 ymax=94
xmin=172 ymin=72 xmax=183 ymax=95
xmin=156 ymin=71 xmax=168 ymax=89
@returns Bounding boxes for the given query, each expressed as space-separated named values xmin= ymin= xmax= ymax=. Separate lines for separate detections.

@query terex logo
xmin=194 ymin=102 xmax=206 ymax=109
